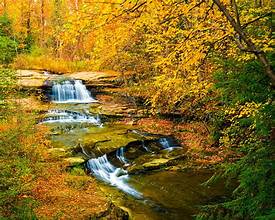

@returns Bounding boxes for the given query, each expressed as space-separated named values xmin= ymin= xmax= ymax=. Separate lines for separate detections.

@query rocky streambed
xmin=17 ymin=70 xmax=229 ymax=219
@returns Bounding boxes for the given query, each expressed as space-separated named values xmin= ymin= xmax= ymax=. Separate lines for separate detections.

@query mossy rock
xmin=143 ymin=158 xmax=170 ymax=167
xmin=127 ymin=154 xmax=186 ymax=174
xmin=82 ymin=125 xmax=153 ymax=155
xmin=48 ymin=147 xmax=69 ymax=158
xmin=64 ymin=157 xmax=85 ymax=166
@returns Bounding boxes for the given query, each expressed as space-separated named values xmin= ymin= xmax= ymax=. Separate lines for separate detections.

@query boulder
xmin=64 ymin=157 xmax=86 ymax=166
xmin=127 ymin=154 xmax=186 ymax=174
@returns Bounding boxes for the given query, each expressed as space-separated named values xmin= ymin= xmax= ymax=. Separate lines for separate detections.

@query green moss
xmin=83 ymin=124 xmax=144 ymax=154
xmin=69 ymin=167 xmax=86 ymax=176
xmin=64 ymin=157 xmax=85 ymax=166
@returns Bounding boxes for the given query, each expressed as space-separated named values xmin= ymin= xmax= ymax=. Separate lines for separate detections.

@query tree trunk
xmin=212 ymin=0 xmax=275 ymax=84
xmin=27 ymin=0 xmax=32 ymax=36
xmin=3 ymin=0 xmax=7 ymax=12
xmin=40 ymin=0 xmax=45 ymax=46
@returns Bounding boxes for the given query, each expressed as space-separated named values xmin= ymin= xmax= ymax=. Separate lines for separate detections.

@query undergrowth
xmin=12 ymin=46 xmax=94 ymax=73
xmin=196 ymin=58 xmax=275 ymax=219
xmin=0 ymin=69 xmax=49 ymax=219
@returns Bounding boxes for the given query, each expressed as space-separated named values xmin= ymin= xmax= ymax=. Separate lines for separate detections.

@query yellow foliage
xmin=2 ymin=0 xmax=272 ymax=112
xmin=12 ymin=54 xmax=93 ymax=73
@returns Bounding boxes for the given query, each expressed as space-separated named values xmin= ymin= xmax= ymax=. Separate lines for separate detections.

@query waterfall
xmin=51 ymin=80 xmax=96 ymax=103
xmin=116 ymin=147 xmax=129 ymax=165
xmin=41 ymin=109 xmax=101 ymax=125
xmin=142 ymin=140 xmax=150 ymax=152
xmin=87 ymin=155 xmax=142 ymax=199
xmin=159 ymin=137 xmax=170 ymax=149
xmin=159 ymin=137 xmax=181 ymax=151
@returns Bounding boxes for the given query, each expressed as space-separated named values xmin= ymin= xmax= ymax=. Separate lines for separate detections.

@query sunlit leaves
xmin=0 ymin=0 xmax=272 ymax=111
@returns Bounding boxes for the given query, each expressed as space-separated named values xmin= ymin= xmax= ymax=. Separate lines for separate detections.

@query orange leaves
xmin=136 ymin=117 xmax=226 ymax=166
xmin=137 ymin=118 xmax=174 ymax=135
xmin=32 ymin=162 xmax=109 ymax=219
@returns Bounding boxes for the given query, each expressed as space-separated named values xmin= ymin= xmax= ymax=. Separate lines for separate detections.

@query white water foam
xmin=41 ymin=109 xmax=102 ymax=125
xmin=159 ymin=137 xmax=180 ymax=152
xmin=87 ymin=155 xmax=142 ymax=199
xmin=116 ymin=147 xmax=129 ymax=165
xmin=51 ymin=80 xmax=97 ymax=103
xmin=142 ymin=140 xmax=150 ymax=152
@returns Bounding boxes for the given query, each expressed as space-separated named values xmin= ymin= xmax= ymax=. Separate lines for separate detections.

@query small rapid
xmin=86 ymin=155 xmax=142 ymax=199
xmin=159 ymin=137 xmax=181 ymax=152
xmin=85 ymin=137 xmax=183 ymax=200
xmin=51 ymin=80 xmax=96 ymax=103
xmin=41 ymin=109 xmax=101 ymax=125
xmin=116 ymin=147 xmax=129 ymax=165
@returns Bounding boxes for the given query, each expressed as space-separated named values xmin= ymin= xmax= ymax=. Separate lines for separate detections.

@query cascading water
xmin=116 ymin=147 xmax=129 ymax=165
xmin=87 ymin=155 xmax=142 ymax=199
xmin=142 ymin=140 xmax=150 ymax=152
xmin=86 ymin=137 xmax=181 ymax=200
xmin=51 ymin=80 xmax=96 ymax=103
xmin=159 ymin=137 xmax=181 ymax=151
xmin=41 ymin=109 xmax=102 ymax=125
xmin=159 ymin=138 xmax=170 ymax=148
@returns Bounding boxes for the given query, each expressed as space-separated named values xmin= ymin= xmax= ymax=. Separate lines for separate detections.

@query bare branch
xmin=203 ymin=2 xmax=214 ymax=21
xmin=241 ymin=12 xmax=271 ymax=29
xmin=188 ymin=0 xmax=205 ymax=12
xmin=212 ymin=0 xmax=275 ymax=84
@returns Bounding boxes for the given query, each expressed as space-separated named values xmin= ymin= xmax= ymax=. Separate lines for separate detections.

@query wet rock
xmin=82 ymin=125 xmax=149 ymax=155
xmin=166 ymin=166 xmax=181 ymax=171
xmin=127 ymin=155 xmax=186 ymax=174
xmin=143 ymin=158 xmax=171 ymax=168
xmin=72 ymin=143 xmax=97 ymax=159
xmin=91 ymin=202 xmax=129 ymax=220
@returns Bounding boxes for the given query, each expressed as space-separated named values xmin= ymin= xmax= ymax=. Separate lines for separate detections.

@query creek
xmin=41 ymin=77 xmax=227 ymax=220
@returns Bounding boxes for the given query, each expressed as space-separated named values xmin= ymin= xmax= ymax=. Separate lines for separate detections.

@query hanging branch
xmin=212 ymin=0 xmax=275 ymax=84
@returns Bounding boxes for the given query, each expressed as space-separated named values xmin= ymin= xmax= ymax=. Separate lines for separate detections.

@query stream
xmin=41 ymin=77 xmax=227 ymax=219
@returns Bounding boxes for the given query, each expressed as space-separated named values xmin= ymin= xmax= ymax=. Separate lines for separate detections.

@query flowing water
xmin=85 ymin=138 xmax=181 ymax=200
xmin=43 ymin=78 xmax=228 ymax=220
xmin=116 ymin=147 xmax=130 ymax=165
xmin=51 ymin=80 xmax=97 ymax=103
xmin=87 ymin=155 xmax=142 ymax=199
xmin=41 ymin=109 xmax=101 ymax=125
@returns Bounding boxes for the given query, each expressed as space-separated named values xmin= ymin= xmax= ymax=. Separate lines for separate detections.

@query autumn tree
xmin=212 ymin=0 xmax=274 ymax=83
xmin=102 ymin=0 xmax=273 ymax=112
